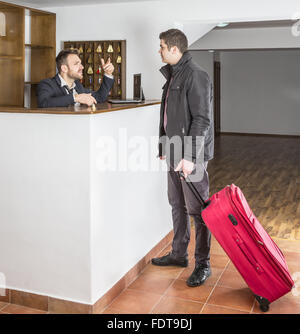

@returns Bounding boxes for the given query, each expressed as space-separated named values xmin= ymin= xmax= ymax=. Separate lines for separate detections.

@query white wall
xmin=220 ymin=50 xmax=300 ymax=135
xmin=40 ymin=0 xmax=300 ymax=99
xmin=189 ymin=50 xmax=214 ymax=80
xmin=47 ymin=1 xmax=167 ymax=100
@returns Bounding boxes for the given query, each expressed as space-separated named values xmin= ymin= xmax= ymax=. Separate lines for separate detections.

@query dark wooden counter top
xmin=0 ymin=100 xmax=161 ymax=115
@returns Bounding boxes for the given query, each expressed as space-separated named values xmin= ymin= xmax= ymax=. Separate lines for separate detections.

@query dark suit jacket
xmin=37 ymin=74 xmax=114 ymax=108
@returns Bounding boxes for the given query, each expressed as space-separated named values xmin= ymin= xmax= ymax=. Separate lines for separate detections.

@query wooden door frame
xmin=214 ymin=61 xmax=221 ymax=137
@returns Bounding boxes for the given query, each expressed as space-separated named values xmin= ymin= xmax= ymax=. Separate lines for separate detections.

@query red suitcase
xmin=182 ymin=174 xmax=294 ymax=312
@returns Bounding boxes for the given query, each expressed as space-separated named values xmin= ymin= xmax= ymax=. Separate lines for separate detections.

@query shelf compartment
xmin=0 ymin=3 xmax=55 ymax=107
xmin=0 ymin=58 xmax=24 ymax=106
xmin=30 ymin=47 xmax=55 ymax=83
xmin=31 ymin=12 xmax=56 ymax=49
xmin=0 ymin=6 xmax=24 ymax=58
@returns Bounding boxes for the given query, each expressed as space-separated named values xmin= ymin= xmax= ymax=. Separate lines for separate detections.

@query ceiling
xmin=214 ymin=19 xmax=297 ymax=30
xmin=3 ymin=0 xmax=161 ymax=8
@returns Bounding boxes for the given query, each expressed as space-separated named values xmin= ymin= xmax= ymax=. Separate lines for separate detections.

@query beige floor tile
xmin=141 ymin=263 xmax=185 ymax=279
xmin=206 ymin=286 xmax=255 ymax=312
xmin=108 ymin=289 xmax=162 ymax=314
xmin=1 ymin=304 xmax=47 ymax=314
xmin=152 ymin=295 xmax=203 ymax=314
xmin=166 ymin=279 xmax=214 ymax=303
xmin=128 ymin=273 xmax=174 ymax=295
xmin=201 ymin=304 xmax=249 ymax=314
xmin=217 ymin=268 xmax=248 ymax=290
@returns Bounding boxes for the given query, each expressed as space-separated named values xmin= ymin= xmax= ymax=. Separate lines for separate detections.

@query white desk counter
xmin=0 ymin=101 xmax=172 ymax=307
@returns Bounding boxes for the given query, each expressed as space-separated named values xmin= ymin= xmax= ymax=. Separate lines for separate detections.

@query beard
xmin=68 ymin=69 xmax=83 ymax=80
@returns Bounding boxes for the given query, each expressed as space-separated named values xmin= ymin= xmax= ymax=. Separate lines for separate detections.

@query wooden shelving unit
xmin=64 ymin=40 xmax=126 ymax=99
xmin=0 ymin=2 xmax=24 ymax=107
xmin=0 ymin=1 xmax=56 ymax=107
xmin=26 ymin=8 xmax=56 ymax=107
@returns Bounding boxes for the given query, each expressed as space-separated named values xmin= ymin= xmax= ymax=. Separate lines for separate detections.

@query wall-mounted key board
xmin=64 ymin=40 xmax=126 ymax=100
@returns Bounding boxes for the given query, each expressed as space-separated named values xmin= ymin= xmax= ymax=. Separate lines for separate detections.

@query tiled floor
xmin=98 ymin=231 xmax=300 ymax=314
xmin=1 ymin=135 xmax=300 ymax=315
xmin=2 ymin=228 xmax=299 ymax=315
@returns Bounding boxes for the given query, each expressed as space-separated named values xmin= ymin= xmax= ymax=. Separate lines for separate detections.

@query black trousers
xmin=167 ymin=162 xmax=211 ymax=267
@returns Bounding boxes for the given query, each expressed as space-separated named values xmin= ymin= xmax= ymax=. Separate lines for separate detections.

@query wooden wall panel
xmin=0 ymin=58 xmax=23 ymax=106
xmin=0 ymin=4 xmax=24 ymax=106
xmin=0 ymin=2 xmax=55 ymax=107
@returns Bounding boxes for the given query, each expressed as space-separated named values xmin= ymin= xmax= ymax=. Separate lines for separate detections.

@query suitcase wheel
xmin=254 ymin=294 xmax=270 ymax=312
xmin=259 ymin=304 xmax=269 ymax=312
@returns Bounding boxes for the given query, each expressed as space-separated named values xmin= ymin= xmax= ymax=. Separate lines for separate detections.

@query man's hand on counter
xmin=74 ymin=93 xmax=97 ymax=106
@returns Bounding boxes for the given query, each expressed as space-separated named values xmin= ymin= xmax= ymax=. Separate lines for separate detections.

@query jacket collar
xmin=54 ymin=73 xmax=62 ymax=86
xmin=160 ymin=51 xmax=192 ymax=80
xmin=55 ymin=73 xmax=77 ymax=89
xmin=58 ymin=73 xmax=76 ymax=90
xmin=54 ymin=74 xmax=67 ymax=96
xmin=55 ymin=73 xmax=79 ymax=95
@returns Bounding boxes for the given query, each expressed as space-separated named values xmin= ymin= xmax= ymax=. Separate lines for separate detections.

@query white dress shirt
xmin=58 ymin=73 xmax=114 ymax=106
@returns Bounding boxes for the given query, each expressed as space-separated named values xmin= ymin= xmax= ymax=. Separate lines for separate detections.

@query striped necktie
xmin=64 ymin=85 xmax=74 ymax=96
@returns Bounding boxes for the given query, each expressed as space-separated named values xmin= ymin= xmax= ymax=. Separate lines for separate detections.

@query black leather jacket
xmin=158 ymin=51 xmax=214 ymax=166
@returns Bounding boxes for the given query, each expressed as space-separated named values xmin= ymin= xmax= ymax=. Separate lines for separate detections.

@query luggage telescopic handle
xmin=178 ymin=171 xmax=207 ymax=208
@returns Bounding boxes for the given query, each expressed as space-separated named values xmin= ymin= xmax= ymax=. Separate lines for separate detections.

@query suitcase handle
xmin=234 ymin=234 xmax=264 ymax=274
xmin=178 ymin=171 xmax=207 ymax=208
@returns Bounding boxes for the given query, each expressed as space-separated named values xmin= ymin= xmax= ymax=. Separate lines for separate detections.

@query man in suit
xmin=37 ymin=49 xmax=114 ymax=108
xmin=151 ymin=29 xmax=214 ymax=287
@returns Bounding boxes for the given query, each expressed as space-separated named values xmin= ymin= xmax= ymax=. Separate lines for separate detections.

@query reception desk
xmin=0 ymin=101 xmax=173 ymax=313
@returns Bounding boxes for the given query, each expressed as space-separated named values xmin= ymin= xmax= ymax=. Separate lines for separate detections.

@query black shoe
xmin=151 ymin=252 xmax=188 ymax=267
xmin=186 ymin=264 xmax=211 ymax=287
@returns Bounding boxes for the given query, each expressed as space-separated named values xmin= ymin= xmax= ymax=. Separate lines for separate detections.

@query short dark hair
xmin=56 ymin=49 xmax=79 ymax=73
xmin=159 ymin=29 xmax=188 ymax=53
